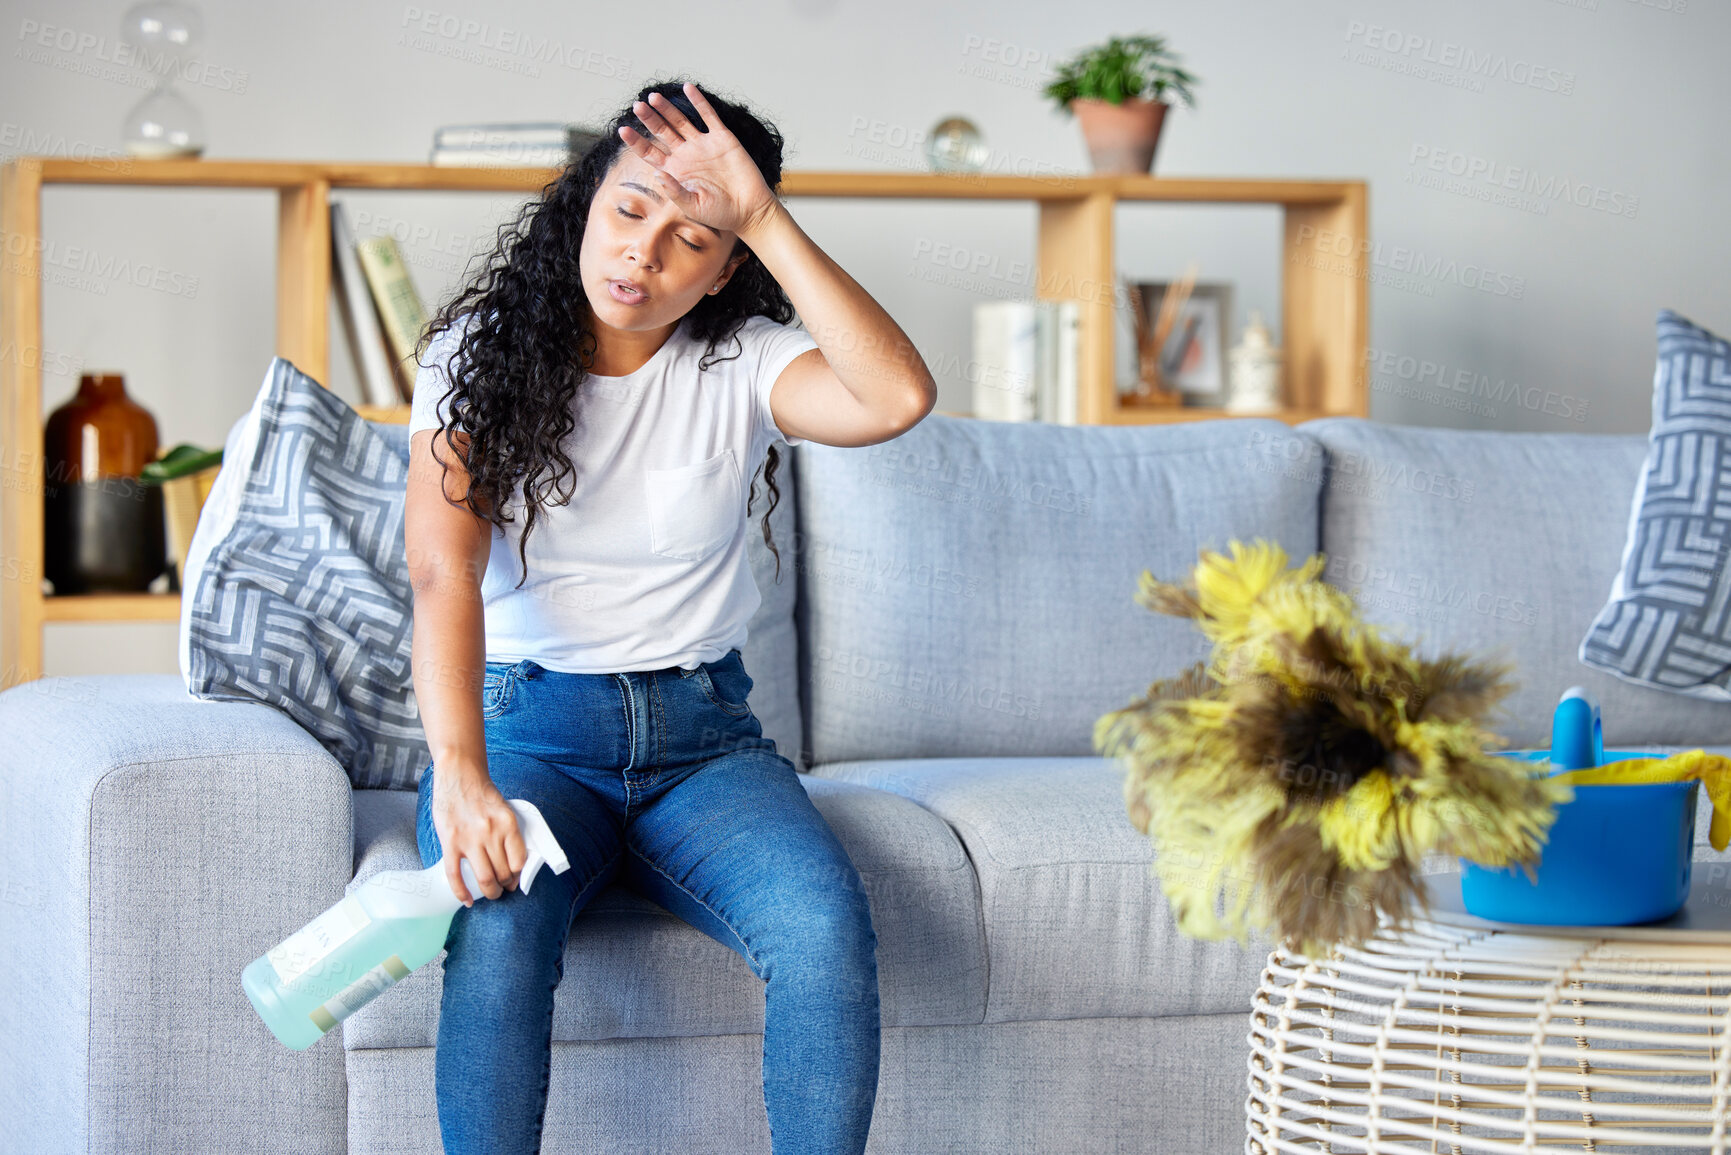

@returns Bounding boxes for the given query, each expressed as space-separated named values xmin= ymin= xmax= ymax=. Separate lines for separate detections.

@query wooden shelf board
xmin=29 ymin=157 xmax=562 ymax=192
xmin=22 ymin=158 xmax=1361 ymax=205
xmin=41 ymin=591 xmax=180 ymax=622
xmin=1107 ymin=405 xmax=1344 ymax=427
xmin=781 ymin=172 xmax=1359 ymax=204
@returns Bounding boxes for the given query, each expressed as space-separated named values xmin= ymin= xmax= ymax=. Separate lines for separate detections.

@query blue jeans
xmin=414 ymin=648 xmax=881 ymax=1155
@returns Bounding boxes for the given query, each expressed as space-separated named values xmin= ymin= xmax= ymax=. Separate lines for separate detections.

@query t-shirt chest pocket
xmin=644 ymin=449 xmax=743 ymax=562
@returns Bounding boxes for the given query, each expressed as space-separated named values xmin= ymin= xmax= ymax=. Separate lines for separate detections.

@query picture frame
xmin=1129 ymin=280 xmax=1234 ymax=406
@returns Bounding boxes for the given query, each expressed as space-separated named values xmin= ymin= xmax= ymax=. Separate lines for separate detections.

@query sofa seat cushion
xmin=807 ymin=757 xmax=1269 ymax=1024
xmin=342 ymin=775 xmax=986 ymax=1049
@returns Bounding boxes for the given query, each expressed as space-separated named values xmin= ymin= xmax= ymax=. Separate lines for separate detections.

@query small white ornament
xmin=1226 ymin=310 xmax=1284 ymax=414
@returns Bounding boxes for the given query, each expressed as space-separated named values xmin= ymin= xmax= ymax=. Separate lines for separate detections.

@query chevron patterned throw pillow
xmin=179 ymin=356 xmax=427 ymax=789
xmin=1580 ymin=309 xmax=1731 ymax=700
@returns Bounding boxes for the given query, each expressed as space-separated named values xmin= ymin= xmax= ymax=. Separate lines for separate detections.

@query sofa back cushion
xmin=1298 ymin=416 xmax=1731 ymax=749
xmin=791 ymin=414 xmax=1325 ymax=765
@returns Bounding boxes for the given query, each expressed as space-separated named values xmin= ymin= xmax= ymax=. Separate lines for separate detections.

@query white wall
xmin=3 ymin=0 xmax=1724 ymax=675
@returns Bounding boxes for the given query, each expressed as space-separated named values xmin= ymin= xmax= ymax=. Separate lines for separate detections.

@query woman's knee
xmin=442 ymin=878 xmax=573 ymax=982
xmin=767 ymin=881 xmax=880 ymax=970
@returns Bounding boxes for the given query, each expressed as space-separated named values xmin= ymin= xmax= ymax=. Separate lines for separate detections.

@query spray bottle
xmin=241 ymin=798 xmax=570 ymax=1050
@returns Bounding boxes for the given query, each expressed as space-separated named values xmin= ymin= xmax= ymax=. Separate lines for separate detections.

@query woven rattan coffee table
xmin=1246 ymin=871 xmax=1731 ymax=1153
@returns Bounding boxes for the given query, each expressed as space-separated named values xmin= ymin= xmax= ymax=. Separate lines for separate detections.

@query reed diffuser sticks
xmin=1123 ymin=262 xmax=1200 ymax=406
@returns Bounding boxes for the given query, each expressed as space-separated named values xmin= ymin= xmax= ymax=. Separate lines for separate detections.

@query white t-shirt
xmin=408 ymin=311 xmax=818 ymax=673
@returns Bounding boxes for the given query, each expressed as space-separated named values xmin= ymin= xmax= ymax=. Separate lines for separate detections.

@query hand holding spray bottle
xmin=242 ymin=798 xmax=570 ymax=1050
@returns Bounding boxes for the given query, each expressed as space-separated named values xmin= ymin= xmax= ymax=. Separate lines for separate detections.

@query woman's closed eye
xmin=614 ymin=206 xmax=703 ymax=252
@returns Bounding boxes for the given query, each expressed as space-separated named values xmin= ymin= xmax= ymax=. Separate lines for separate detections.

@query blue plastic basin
xmin=1458 ymin=749 xmax=1699 ymax=926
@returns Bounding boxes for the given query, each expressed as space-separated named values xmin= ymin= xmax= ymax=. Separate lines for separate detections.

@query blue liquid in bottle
xmin=242 ymin=799 xmax=569 ymax=1050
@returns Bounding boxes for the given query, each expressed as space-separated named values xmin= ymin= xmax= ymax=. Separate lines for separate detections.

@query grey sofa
xmin=8 ymin=412 xmax=1731 ymax=1155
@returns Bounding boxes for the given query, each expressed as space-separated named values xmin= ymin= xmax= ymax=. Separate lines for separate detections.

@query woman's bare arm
xmin=619 ymin=83 xmax=937 ymax=447
xmin=739 ymin=202 xmax=936 ymax=447
xmin=405 ymin=427 xmax=525 ymax=905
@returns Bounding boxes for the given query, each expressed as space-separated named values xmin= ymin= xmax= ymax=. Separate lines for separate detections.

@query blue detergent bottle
xmin=242 ymin=798 xmax=570 ymax=1050
xmin=1460 ymin=685 xmax=1696 ymax=924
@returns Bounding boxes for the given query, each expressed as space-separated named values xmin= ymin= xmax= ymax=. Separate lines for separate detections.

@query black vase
xmin=43 ymin=372 xmax=167 ymax=594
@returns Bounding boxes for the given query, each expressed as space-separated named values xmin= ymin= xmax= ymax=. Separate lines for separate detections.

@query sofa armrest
xmin=0 ymin=674 xmax=354 ymax=1154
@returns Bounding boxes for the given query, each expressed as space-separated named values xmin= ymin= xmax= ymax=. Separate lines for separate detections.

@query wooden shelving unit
xmin=0 ymin=158 xmax=1368 ymax=686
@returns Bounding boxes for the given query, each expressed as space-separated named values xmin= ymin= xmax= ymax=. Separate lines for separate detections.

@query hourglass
xmin=120 ymin=2 xmax=207 ymax=159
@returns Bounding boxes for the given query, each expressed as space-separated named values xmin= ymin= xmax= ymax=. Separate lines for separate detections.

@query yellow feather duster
xmin=1095 ymin=539 xmax=1570 ymax=954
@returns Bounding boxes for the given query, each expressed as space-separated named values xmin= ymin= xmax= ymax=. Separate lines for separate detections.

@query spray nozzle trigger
xmin=455 ymin=799 xmax=571 ymax=900
xmin=504 ymin=798 xmax=570 ymax=895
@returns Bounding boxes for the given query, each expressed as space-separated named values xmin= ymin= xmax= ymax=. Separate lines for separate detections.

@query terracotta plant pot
xmin=1071 ymin=97 xmax=1169 ymax=174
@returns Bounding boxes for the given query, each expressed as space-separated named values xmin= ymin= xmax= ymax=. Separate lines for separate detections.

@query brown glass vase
xmin=43 ymin=372 xmax=167 ymax=594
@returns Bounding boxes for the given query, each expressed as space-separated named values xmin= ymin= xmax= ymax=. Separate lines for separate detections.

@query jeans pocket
xmin=481 ymin=662 xmax=516 ymax=720
xmin=645 ymin=450 xmax=741 ymax=562
xmin=694 ymin=652 xmax=753 ymax=717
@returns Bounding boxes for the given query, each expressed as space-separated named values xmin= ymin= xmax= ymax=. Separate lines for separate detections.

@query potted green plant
xmin=1043 ymin=34 xmax=1199 ymax=174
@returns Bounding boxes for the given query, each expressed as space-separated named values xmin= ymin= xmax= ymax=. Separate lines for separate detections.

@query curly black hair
xmin=416 ymin=77 xmax=797 ymax=589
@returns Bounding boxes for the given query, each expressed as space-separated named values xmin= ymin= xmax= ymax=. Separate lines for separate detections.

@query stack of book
xmin=971 ymin=300 xmax=1081 ymax=424
xmin=430 ymin=122 xmax=605 ymax=168
xmin=331 ymin=199 xmax=430 ymax=408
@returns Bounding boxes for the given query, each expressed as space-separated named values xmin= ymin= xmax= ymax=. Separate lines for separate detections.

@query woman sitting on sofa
xmin=404 ymin=78 xmax=934 ymax=1155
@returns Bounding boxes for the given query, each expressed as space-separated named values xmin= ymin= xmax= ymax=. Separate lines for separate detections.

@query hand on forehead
xmin=608 ymin=151 xmax=730 ymax=243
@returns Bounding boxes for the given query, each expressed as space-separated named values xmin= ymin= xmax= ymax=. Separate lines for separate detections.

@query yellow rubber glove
xmin=1553 ymin=750 xmax=1731 ymax=851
